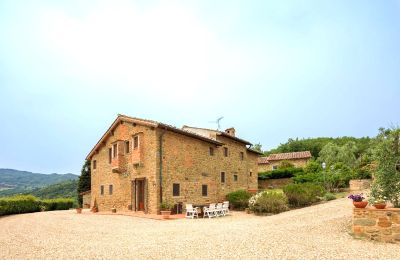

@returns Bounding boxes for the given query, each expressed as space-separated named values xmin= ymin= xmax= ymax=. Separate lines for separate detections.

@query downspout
xmin=159 ymin=129 xmax=166 ymax=205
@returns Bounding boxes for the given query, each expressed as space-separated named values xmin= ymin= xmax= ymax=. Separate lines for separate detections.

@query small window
xmin=112 ymin=143 xmax=117 ymax=158
xmin=220 ymin=172 xmax=225 ymax=183
xmin=233 ymin=174 xmax=238 ymax=182
xmin=224 ymin=147 xmax=228 ymax=157
xmin=93 ymin=160 xmax=97 ymax=170
xmin=109 ymin=185 xmax=113 ymax=195
xmin=125 ymin=141 xmax=130 ymax=154
xmin=240 ymin=152 xmax=244 ymax=161
xmin=173 ymin=183 xmax=180 ymax=197
xmin=108 ymin=148 xmax=112 ymax=164
xmin=100 ymin=185 xmax=104 ymax=195
xmin=133 ymin=135 xmax=139 ymax=149
xmin=209 ymin=147 xmax=214 ymax=156
xmin=202 ymin=185 xmax=208 ymax=196
xmin=249 ymin=171 xmax=252 ymax=177
xmin=272 ymin=165 xmax=278 ymax=170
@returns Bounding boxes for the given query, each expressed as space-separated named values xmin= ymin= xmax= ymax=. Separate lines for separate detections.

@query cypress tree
xmin=77 ymin=160 xmax=91 ymax=207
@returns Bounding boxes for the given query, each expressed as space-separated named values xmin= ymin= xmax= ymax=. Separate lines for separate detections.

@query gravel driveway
xmin=0 ymin=198 xmax=398 ymax=259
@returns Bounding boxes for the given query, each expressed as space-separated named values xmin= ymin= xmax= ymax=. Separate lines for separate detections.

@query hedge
xmin=0 ymin=195 xmax=74 ymax=216
xmin=226 ymin=190 xmax=252 ymax=210
xmin=283 ymin=183 xmax=326 ymax=207
xmin=258 ymin=167 xmax=304 ymax=180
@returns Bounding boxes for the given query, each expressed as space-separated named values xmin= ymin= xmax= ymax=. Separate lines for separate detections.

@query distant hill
xmin=0 ymin=168 xmax=78 ymax=197
xmin=29 ymin=179 xmax=79 ymax=199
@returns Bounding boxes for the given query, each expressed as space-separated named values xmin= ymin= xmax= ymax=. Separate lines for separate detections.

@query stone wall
xmin=90 ymin=118 xmax=259 ymax=214
xmin=82 ymin=193 xmax=91 ymax=208
xmin=162 ymin=131 xmax=258 ymax=206
xmin=349 ymin=179 xmax=372 ymax=191
xmin=352 ymin=207 xmax=400 ymax=244
xmin=258 ymin=178 xmax=292 ymax=189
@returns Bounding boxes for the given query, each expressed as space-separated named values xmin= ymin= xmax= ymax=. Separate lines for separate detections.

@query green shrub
xmin=0 ymin=195 xmax=74 ymax=216
xmin=258 ymin=167 xmax=304 ymax=180
xmin=293 ymin=164 xmax=354 ymax=192
xmin=41 ymin=198 xmax=74 ymax=211
xmin=249 ymin=191 xmax=289 ymax=214
xmin=0 ymin=195 xmax=41 ymax=216
xmin=226 ymin=190 xmax=252 ymax=210
xmin=324 ymin=193 xmax=336 ymax=201
xmin=292 ymin=172 xmax=321 ymax=184
xmin=283 ymin=183 xmax=326 ymax=207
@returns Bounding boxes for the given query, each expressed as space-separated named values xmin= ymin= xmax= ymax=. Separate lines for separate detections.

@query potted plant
xmin=370 ymin=195 xmax=387 ymax=209
xmin=160 ymin=199 xmax=174 ymax=219
xmin=348 ymin=194 xmax=368 ymax=208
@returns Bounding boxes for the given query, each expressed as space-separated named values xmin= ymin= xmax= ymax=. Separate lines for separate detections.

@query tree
xmin=318 ymin=142 xmax=357 ymax=168
xmin=370 ymin=127 xmax=400 ymax=207
xmin=252 ymin=143 xmax=263 ymax=153
xmin=77 ymin=160 xmax=91 ymax=207
xmin=318 ymin=142 xmax=340 ymax=167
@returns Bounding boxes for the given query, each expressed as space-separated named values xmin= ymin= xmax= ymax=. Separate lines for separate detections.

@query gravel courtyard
xmin=1 ymin=198 xmax=399 ymax=259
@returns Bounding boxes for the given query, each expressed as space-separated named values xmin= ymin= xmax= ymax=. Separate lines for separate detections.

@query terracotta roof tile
xmin=258 ymin=151 xmax=312 ymax=164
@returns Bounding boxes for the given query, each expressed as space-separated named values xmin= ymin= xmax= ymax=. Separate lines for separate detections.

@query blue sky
xmin=0 ymin=0 xmax=399 ymax=174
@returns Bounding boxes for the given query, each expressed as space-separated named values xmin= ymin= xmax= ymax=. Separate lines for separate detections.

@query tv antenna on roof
xmin=209 ymin=116 xmax=224 ymax=130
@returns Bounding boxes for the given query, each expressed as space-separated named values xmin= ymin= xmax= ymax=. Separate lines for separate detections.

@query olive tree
xmin=371 ymin=128 xmax=400 ymax=207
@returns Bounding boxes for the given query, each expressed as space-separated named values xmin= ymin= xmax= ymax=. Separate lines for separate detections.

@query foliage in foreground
xmin=370 ymin=128 xmax=400 ymax=207
xmin=0 ymin=195 xmax=74 ymax=216
xmin=283 ymin=183 xmax=326 ymax=207
xmin=226 ymin=190 xmax=252 ymax=210
xmin=249 ymin=191 xmax=289 ymax=214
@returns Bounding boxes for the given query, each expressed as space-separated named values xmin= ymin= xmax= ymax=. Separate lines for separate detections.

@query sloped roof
xmin=181 ymin=125 xmax=252 ymax=145
xmin=258 ymin=151 xmax=312 ymax=164
xmin=86 ymin=114 xmax=223 ymax=160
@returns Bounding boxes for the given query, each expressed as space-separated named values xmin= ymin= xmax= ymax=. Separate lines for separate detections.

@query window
xmin=209 ymin=147 xmax=214 ymax=156
xmin=249 ymin=171 xmax=252 ymax=177
xmin=202 ymin=185 xmax=208 ymax=196
xmin=224 ymin=147 xmax=228 ymax=157
xmin=220 ymin=172 xmax=225 ymax=183
xmin=133 ymin=135 xmax=139 ymax=149
xmin=125 ymin=141 xmax=130 ymax=154
xmin=108 ymin=148 xmax=112 ymax=164
xmin=100 ymin=185 xmax=104 ymax=195
xmin=240 ymin=152 xmax=244 ymax=161
xmin=173 ymin=183 xmax=180 ymax=196
xmin=112 ymin=143 xmax=117 ymax=158
xmin=93 ymin=160 xmax=97 ymax=170
xmin=233 ymin=174 xmax=238 ymax=182
xmin=272 ymin=165 xmax=278 ymax=170
xmin=109 ymin=185 xmax=113 ymax=195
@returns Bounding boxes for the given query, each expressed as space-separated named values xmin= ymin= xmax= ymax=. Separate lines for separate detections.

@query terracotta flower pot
xmin=160 ymin=210 xmax=171 ymax=219
xmin=353 ymin=201 xmax=368 ymax=208
xmin=373 ymin=203 xmax=386 ymax=209
xmin=76 ymin=208 xmax=82 ymax=214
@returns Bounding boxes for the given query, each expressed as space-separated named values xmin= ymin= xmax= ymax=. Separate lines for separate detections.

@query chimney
xmin=225 ymin=127 xmax=236 ymax=137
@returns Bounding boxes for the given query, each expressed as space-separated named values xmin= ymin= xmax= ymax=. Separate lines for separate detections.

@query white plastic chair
xmin=185 ymin=204 xmax=199 ymax=219
xmin=203 ymin=203 xmax=216 ymax=218
xmin=222 ymin=201 xmax=230 ymax=215
xmin=216 ymin=203 xmax=224 ymax=217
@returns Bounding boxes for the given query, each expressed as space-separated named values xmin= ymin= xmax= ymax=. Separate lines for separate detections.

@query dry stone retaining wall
xmin=352 ymin=207 xmax=400 ymax=244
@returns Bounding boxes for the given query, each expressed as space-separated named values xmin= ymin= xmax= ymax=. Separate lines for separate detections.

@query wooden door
xmin=137 ymin=180 xmax=145 ymax=211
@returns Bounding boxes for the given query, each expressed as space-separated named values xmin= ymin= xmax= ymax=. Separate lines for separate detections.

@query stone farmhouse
xmin=86 ymin=114 xmax=261 ymax=214
xmin=258 ymin=151 xmax=312 ymax=172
